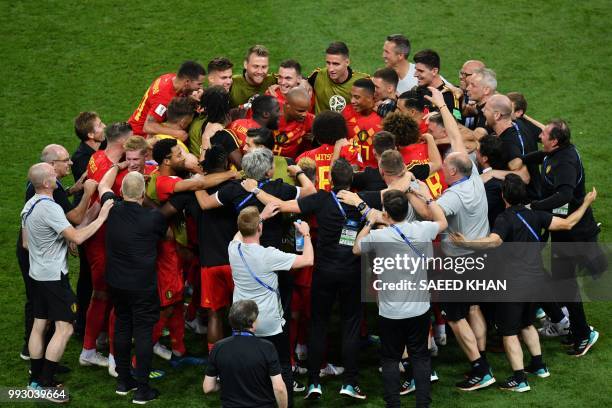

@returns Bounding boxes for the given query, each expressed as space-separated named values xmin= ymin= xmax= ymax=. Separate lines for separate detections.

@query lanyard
xmin=22 ymin=197 xmax=53 ymax=223
xmin=514 ymin=211 xmax=540 ymax=242
xmin=236 ymin=179 xmax=270 ymax=211
xmin=237 ymin=243 xmax=280 ymax=295
xmin=330 ymin=191 xmax=347 ymax=219
xmin=390 ymin=224 xmax=426 ymax=259
xmin=232 ymin=330 xmax=255 ymax=337
xmin=331 ymin=191 xmax=369 ymax=223
xmin=450 ymin=176 xmax=469 ymax=187
xmin=512 ymin=122 xmax=525 ymax=155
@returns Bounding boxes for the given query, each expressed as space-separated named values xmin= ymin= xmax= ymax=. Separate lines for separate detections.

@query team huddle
xmin=18 ymin=35 xmax=603 ymax=407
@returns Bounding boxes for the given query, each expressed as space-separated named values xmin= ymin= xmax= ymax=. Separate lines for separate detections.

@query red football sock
xmin=167 ymin=304 xmax=186 ymax=355
xmin=83 ymin=297 xmax=110 ymax=350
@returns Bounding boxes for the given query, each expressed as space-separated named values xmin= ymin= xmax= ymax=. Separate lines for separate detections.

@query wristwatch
xmin=252 ymin=187 xmax=261 ymax=195
xmin=357 ymin=201 xmax=368 ymax=212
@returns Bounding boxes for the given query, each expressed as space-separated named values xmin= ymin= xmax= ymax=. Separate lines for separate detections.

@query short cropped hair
xmin=207 ymin=57 xmax=233 ymax=73
xmin=386 ymin=34 xmax=411 ymax=57
xmin=331 ymin=158 xmax=353 ymax=190
xmin=251 ymin=95 xmax=278 ymax=121
xmin=472 ymin=67 xmax=497 ymax=91
xmin=547 ymin=119 xmax=571 ymax=147
xmin=373 ymin=131 xmax=396 ymax=155
xmin=353 ymin=78 xmax=375 ymax=95
xmin=312 ymin=111 xmax=347 ymax=145
xmin=379 ymin=150 xmax=406 ymax=176
xmin=383 ymin=189 xmax=409 ymax=222
xmin=201 ymin=144 xmax=229 ymax=173
xmin=279 ymin=59 xmax=302 ymax=76
xmin=247 ymin=127 xmax=275 ymax=150
xmin=166 ymin=97 xmax=196 ymax=123
xmin=123 ymin=135 xmax=148 ymax=155
xmin=242 ymin=147 xmax=273 ymax=181
xmin=122 ymin=171 xmax=145 ymax=201
xmin=398 ymin=89 xmax=425 ymax=112
xmin=246 ymin=45 xmax=269 ymax=62
xmin=105 ymin=122 xmax=132 ymax=143
xmin=237 ymin=206 xmax=261 ymax=237
xmin=478 ymin=135 xmax=505 ymax=170
xmin=152 ymin=137 xmax=177 ymax=164
xmin=383 ymin=112 xmax=420 ymax=147
xmin=447 ymin=153 xmax=473 ymax=177
xmin=373 ymin=67 xmax=399 ymax=89
xmin=229 ymin=300 xmax=259 ymax=331
xmin=326 ymin=41 xmax=349 ymax=57
xmin=413 ymin=49 xmax=440 ymax=70
xmin=502 ymin=173 xmax=528 ymax=206
xmin=177 ymin=60 xmax=206 ymax=80
xmin=74 ymin=111 xmax=99 ymax=142
xmin=507 ymin=92 xmax=528 ymax=114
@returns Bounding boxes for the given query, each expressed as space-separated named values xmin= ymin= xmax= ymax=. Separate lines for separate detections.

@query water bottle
xmin=295 ymin=219 xmax=304 ymax=252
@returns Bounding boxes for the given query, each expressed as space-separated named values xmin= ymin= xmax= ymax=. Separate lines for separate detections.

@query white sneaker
xmin=108 ymin=356 xmax=118 ymax=378
xmin=538 ymin=319 xmax=570 ymax=337
xmin=79 ymin=350 xmax=109 ymax=367
xmin=153 ymin=342 xmax=172 ymax=361
xmin=295 ymin=344 xmax=308 ymax=361
xmin=185 ymin=318 xmax=207 ymax=335
xmin=96 ymin=332 xmax=109 ymax=349
xmin=320 ymin=363 xmax=344 ymax=377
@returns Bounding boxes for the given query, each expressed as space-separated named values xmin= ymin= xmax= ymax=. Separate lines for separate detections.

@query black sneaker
xmin=20 ymin=344 xmax=30 ymax=361
xmin=132 ymin=386 xmax=160 ymax=404
xmin=293 ymin=380 xmax=305 ymax=392
xmin=567 ymin=329 xmax=599 ymax=357
xmin=524 ymin=363 xmax=550 ymax=378
xmin=498 ymin=375 xmax=530 ymax=392
xmin=116 ymin=378 xmax=139 ymax=396
xmin=456 ymin=370 xmax=496 ymax=391
xmin=56 ymin=364 xmax=71 ymax=374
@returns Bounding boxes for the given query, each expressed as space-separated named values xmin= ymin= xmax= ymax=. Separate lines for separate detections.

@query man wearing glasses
xmin=457 ymin=60 xmax=485 ymax=128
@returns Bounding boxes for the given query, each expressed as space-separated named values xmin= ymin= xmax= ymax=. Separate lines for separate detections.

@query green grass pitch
xmin=1 ymin=1 xmax=611 ymax=406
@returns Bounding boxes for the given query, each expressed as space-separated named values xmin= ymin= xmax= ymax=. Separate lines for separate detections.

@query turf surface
xmin=1 ymin=1 xmax=611 ymax=406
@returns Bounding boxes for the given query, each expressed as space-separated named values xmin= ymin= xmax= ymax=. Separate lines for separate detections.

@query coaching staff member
xmin=21 ymin=163 xmax=112 ymax=402
xmin=524 ymin=119 xmax=601 ymax=356
xmin=204 ymin=300 xmax=288 ymax=408
xmin=98 ymin=167 xmax=167 ymax=404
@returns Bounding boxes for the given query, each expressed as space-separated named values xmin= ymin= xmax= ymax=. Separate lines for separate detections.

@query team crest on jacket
xmin=166 ymin=290 xmax=173 ymax=300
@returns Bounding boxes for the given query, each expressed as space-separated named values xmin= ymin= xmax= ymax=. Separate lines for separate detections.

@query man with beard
xmin=273 ymin=88 xmax=314 ymax=159
xmin=227 ymin=95 xmax=281 ymax=148
xmin=229 ymin=45 xmax=277 ymax=108
xmin=309 ymin=41 xmax=368 ymax=114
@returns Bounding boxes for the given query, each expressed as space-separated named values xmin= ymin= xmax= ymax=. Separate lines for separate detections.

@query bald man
xmin=97 ymin=169 xmax=167 ymax=402
xmin=422 ymin=87 xmax=495 ymax=391
xmin=17 ymin=145 xmax=98 ymax=361
xmin=481 ymin=94 xmax=538 ymax=194
xmin=21 ymin=163 xmax=111 ymax=399
xmin=273 ymin=87 xmax=315 ymax=159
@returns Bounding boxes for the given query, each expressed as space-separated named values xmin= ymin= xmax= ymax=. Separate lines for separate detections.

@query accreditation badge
xmin=339 ymin=219 xmax=359 ymax=246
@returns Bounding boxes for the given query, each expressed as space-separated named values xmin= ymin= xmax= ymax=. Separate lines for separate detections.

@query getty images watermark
xmin=371 ymin=253 xmax=507 ymax=292
xmin=360 ymin=242 xmax=611 ymax=303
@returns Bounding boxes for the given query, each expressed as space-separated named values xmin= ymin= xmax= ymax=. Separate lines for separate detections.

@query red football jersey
xmin=273 ymin=113 xmax=314 ymax=159
xmin=342 ymin=105 xmax=382 ymax=168
xmin=156 ymin=175 xmax=182 ymax=203
xmin=297 ymin=144 xmax=335 ymax=191
xmin=226 ymin=118 xmax=260 ymax=149
xmin=114 ymin=164 xmax=157 ymax=196
xmin=399 ymin=143 xmax=447 ymax=198
xmin=338 ymin=141 xmax=365 ymax=169
xmin=128 ymin=73 xmax=177 ymax=136
xmin=87 ymin=150 xmax=117 ymax=203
